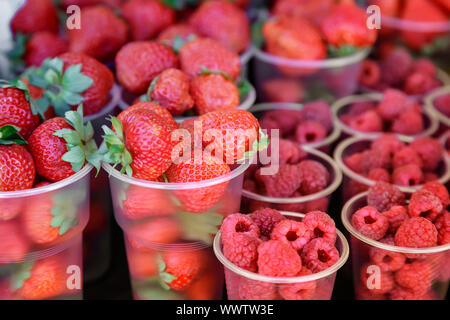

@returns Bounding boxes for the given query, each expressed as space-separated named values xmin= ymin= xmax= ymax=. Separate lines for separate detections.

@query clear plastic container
xmin=241 ymin=147 xmax=342 ymax=214
xmin=334 ymin=136 xmax=450 ymax=201
xmin=117 ymin=81 xmax=256 ymax=124
xmin=332 ymin=93 xmax=439 ymax=141
xmin=213 ymin=211 xmax=349 ymax=300
xmin=248 ymin=102 xmax=341 ymax=154
xmin=0 ymin=165 xmax=92 ymax=300
xmin=342 ymin=192 xmax=450 ymax=300
xmin=252 ymin=46 xmax=370 ymax=102
xmin=425 ymin=85 xmax=450 ymax=133
xmin=240 ymin=46 xmax=254 ymax=79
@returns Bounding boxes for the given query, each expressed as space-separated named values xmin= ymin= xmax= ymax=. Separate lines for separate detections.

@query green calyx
xmin=7 ymin=32 xmax=30 ymax=73
xmin=157 ymin=255 xmax=177 ymax=290
xmin=199 ymin=66 xmax=233 ymax=81
xmin=0 ymin=125 xmax=27 ymax=145
xmin=101 ymin=116 xmax=133 ymax=177
xmin=53 ymin=105 xmax=102 ymax=174
xmin=0 ymin=79 xmax=42 ymax=118
xmin=169 ymin=34 xmax=197 ymax=53
xmin=25 ymin=57 xmax=94 ymax=117
xmin=160 ymin=0 xmax=199 ymax=10
xmin=251 ymin=9 xmax=270 ymax=48
xmin=50 ymin=187 xmax=85 ymax=235
xmin=176 ymin=209 xmax=224 ymax=245
xmin=9 ymin=261 xmax=33 ymax=291
xmin=327 ymin=44 xmax=360 ymax=58
xmin=139 ymin=76 xmax=159 ymax=103
xmin=236 ymin=128 xmax=270 ymax=164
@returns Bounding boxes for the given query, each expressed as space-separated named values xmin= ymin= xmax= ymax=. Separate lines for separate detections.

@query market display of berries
xmin=219 ymin=209 xmax=342 ymax=300
xmin=350 ymin=182 xmax=449 ymax=300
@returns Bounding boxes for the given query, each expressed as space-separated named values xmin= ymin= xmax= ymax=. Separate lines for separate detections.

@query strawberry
xmin=0 ymin=197 xmax=22 ymax=221
xmin=68 ymin=6 xmax=128 ymax=61
xmin=185 ymin=260 xmax=222 ymax=300
xmin=320 ymin=0 xmax=378 ymax=49
xmin=188 ymin=1 xmax=250 ymax=54
xmin=0 ymin=125 xmax=35 ymax=191
xmin=126 ymin=246 xmax=158 ymax=280
xmin=433 ymin=0 xmax=450 ymax=12
xmin=179 ymin=38 xmax=241 ymax=80
xmin=117 ymin=101 xmax=178 ymax=131
xmin=10 ymin=0 xmax=59 ymax=35
xmin=272 ymin=0 xmax=335 ymax=27
xmin=127 ymin=218 xmax=183 ymax=246
xmin=190 ymin=70 xmax=239 ymax=115
xmin=399 ymin=0 xmax=448 ymax=50
xmin=23 ymin=32 xmax=68 ymax=67
xmin=157 ymin=24 xmax=199 ymax=48
xmin=121 ymin=0 xmax=175 ymax=41
xmin=61 ymin=0 xmax=100 ymax=7
xmin=0 ymin=221 xmax=30 ymax=264
xmin=368 ymin=0 xmax=401 ymax=17
xmin=28 ymin=106 xmax=101 ymax=182
xmin=116 ymin=41 xmax=179 ymax=94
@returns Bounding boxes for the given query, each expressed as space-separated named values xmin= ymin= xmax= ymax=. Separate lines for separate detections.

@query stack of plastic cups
xmin=214 ymin=211 xmax=349 ymax=300
xmin=0 ymin=165 xmax=92 ymax=300
xmin=103 ymin=160 xmax=251 ymax=300
xmin=252 ymin=46 xmax=370 ymax=103
xmin=342 ymin=192 xmax=450 ymax=300
xmin=425 ymin=85 xmax=450 ymax=136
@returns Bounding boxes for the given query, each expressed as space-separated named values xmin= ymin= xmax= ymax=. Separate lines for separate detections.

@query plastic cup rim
xmin=424 ymin=85 xmax=450 ymax=127
xmin=381 ymin=15 xmax=450 ymax=32
xmin=84 ymin=83 xmax=121 ymax=122
xmin=240 ymin=45 xmax=254 ymax=66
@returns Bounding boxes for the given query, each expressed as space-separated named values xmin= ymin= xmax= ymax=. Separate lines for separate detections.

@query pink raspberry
xmin=391 ymin=109 xmax=424 ymax=135
xmin=347 ymin=110 xmax=383 ymax=133
xmin=302 ymin=211 xmax=336 ymax=244
xmin=344 ymin=152 xmax=363 ymax=173
xmin=347 ymin=101 xmax=377 ymax=116
xmin=352 ymin=206 xmax=389 ymax=240
xmin=359 ymin=263 xmax=395 ymax=295
xmin=301 ymin=101 xmax=333 ymax=131
xmin=376 ymin=89 xmax=414 ymax=121
xmin=410 ymin=137 xmax=444 ymax=171
xmin=412 ymin=58 xmax=437 ymax=76
xmin=368 ymin=168 xmax=390 ymax=183
xmin=434 ymin=94 xmax=450 ymax=117
xmin=220 ymin=213 xmax=260 ymax=243
xmin=382 ymin=205 xmax=409 ymax=234
xmin=391 ymin=164 xmax=424 ymax=187
xmin=270 ymin=138 xmax=306 ymax=165
xmin=260 ymin=109 xmax=303 ymax=136
xmin=395 ymin=261 xmax=433 ymax=296
xmin=435 ymin=211 xmax=450 ymax=245
xmin=278 ymin=267 xmax=317 ymax=300
xmin=257 ymin=240 xmax=302 ymax=277
xmin=367 ymin=182 xmax=406 ymax=212
xmin=255 ymin=164 xmax=303 ymax=197
xmin=360 ymin=149 xmax=391 ymax=174
xmin=403 ymin=72 xmax=439 ymax=95
xmin=408 ymin=189 xmax=443 ymax=221
xmin=369 ymin=236 xmax=406 ymax=272
xmin=380 ymin=48 xmax=413 ymax=86
xmin=371 ymin=134 xmax=405 ymax=157
xmin=422 ymin=181 xmax=449 ymax=209
xmin=223 ymin=233 xmax=261 ymax=272
xmin=270 ymin=219 xmax=311 ymax=251
xmin=301 ymin=238 xmax=339 ymax=273
xmin=392 ymin=146 xmax=423 ymax=169
xmin=359 ymin=59 xmax=381 ymax=88
xmin=297 ymin=160 xmax=329 ymax=195
xmin=249 ymin=208 xmax=285 ymax=239
xmin=238 ymin=278 xmax=280 ymax=300
xmin=390 ymin=287 xmax=435 ymax=300
xmin=295 ymin=120 xmax=327 ymax=145
xmin=395 ymin=217 xmax=438 ymax=248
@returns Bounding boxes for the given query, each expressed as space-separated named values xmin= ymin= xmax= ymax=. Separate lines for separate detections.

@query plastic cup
xmin=117 ymin=81 xmax=256 ymax=124
xmin=0 ymin=165 xmax=92 ymax=300
xmin=334 ymin=136 xmax=450 ymax=202
xmin=342 ymin=191 xmax=450 ymax=300
xmin=213 ymin=211 xmax=349 ymax=300
xmin=248 ymin=102 xmax=341 ymax=154
xmin=425 ymin=85 xmax=450 ymax=134
xmin=332 ymin=92 xmax=439 ymax=141
xmin=252 ymin=46 xmax=370 ymax=103
xmin=239 ymin=45 xmax=254 ymax=79
xmin=241 ymin=147 xmax=342 ymax=214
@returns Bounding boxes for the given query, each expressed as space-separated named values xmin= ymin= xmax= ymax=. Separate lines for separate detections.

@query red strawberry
xmin=179 ymin=38 xmax=241 ymax=80
xmin=189 ymin=1 xmax=250 ymax=53
xmin=0 ymin=221 xmax=30 ymax=263
xmin=157 ymin=24 xmax=199 ymax=48
xmin=10 ymin=0 xmax=59 ymax=35
xmin=117 ymin=101 xmax=178 ymax=131
xmin=121 ymin=0 xmax=175 ymax=41
xmin=0 ymin=198 xmax=22 ymax=221
xmin=23 ymin=32 xmax=68 ymax=67
xmin=116 ymin=41 xmax=179 ymax=94
xmin=126 ymin=246 xmax=158 ymax=280
xmin=68 ymin=6 xmax=128 ymax=61
xmin=0 ymin=125 xmax=35 ymax=191
xmin=272 ymin=0 xmax=335 ymax=27
xmin=127 ymin=218 xmax=183 ymax=246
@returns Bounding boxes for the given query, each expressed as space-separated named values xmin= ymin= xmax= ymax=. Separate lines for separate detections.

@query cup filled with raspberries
xmin=213 ymin=209 xmax=349 ymax=300
xmin=334 ymin=133 xmax=450 ymax=201
xmin=253 ymin=0 xmax=376 ymax=102
xmin=425 ymin=85 xmax=450 ymax=132
xmin=342 ymin=181 xmax=450 ymax=300
xmin=333 ymin=89 xmax=439 ymax=140
xmin=251 ymin=100 xmax=340 ymax=154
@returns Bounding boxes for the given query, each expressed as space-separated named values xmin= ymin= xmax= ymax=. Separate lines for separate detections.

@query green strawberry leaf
xmin=237 ymin=79 xmax=251 ymax=100
xmin=421 ymin=35 xmax=450 ymax=56
xmin=50 ymin=187 xmax=85 ymax=235
xmin=236 ymin=128 xmax=270 ymax=164
xmin=10 ymin=261 xmax=33 ymax=291
xmin=251 ymin=10 xmax=270 ymax=48
xmin=0 ymin=125 xmax=27 ymax=145
xmin=177 ymin=211 xmax=223 ymax=245
xmin=7 ymin=32 xmax=30 ymax=74
xmin=327 ymin=44 xmax=360 ymax=58
xmin=199 ymin=66 xmax=233 ymax=81
xmin=62 ymin=64 xmax=94 ymax=93
xmin=136 ymin=286 xmax=184 ymax=300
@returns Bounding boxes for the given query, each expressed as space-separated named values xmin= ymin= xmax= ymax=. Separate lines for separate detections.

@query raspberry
xmin=435 ymin=211 xmax=450 ymax=245
xmin=302 ymin=211 xmax=336 ymax=244
xmin=260 ymin=109 xmax=304 ymax=136
xmin=382 ymin=205 xmax=408 ymax=234
xmin=223 ymin=233 xmax=261 ymax=272
xmin=391 ymin=164 xmax=424 ymax=187
xmin=269 ymin=138 xmax=306 ymax=165
xmin=391 ymin=109 xmax=424 ymax=135
xmin=360 ymin=149 xmax=391 ymax=174
xmin=278 ymin=267 xmax=317 ymax=300
xmin=301 ymin=101 xmax=333 ymax=132
xmin=344 ymin=152 xmax=363 ymax=173
xmin=403 ymin=72 xmax=439 ymax=95
xmin=368 ymin=168 xmax=390 ymax=183
xmin=359 ymin=59 xmax=381 ymax=88
xmin=369 ymin=237 xmax=406 ymax=272
xmin=423 ymin=172 xmax=439 ymax=182
xmin=220 ymin=213 xmax=260 ymax=243
xmin=410 ymin=137 xmax=444 ymax=171
xmin=367 ymin=182 xmax=406 ymax=212
xmin=295 ymin=120 xmax=327 ymax=145
xmin=434 ymin=94 xmax=450 ymax=117
xmin=249 ymin=208 xmax=285 ymax=239
xmin=371 ymin=134 xmax=405 ymax=157
xmin=255 ymin=164 xmax=303 ymax=197
xmin=297 ymin=160 xmax=329 ymax=195
xmin=412 ymin=58 xmax=437 ymax=76
xmin=270 ymin=219 xmax=311 ymax=251
xmin=352 ymin=206 xmax=389 ymax=240
xmin=347 ymin=101 xmax=377 ymax=116
xmin=356 ymin=284 xmax=387 ymax=300
xmin=390 ymin=287 xmax=436 ymax=300
xmin=395 ymin=217 xmax=438 ymax=248
xmin=359 ymin=263 xmax=395 ymax=295
xmin=347 ymin=110 xmax=383 ymax=133
xmin=392 ymin=147 xmax=423 ymax=169
xmin=257 ymin=240 xmax=302 ymax=277
xmin=301 ymin=238 xmax=339 ymax=273
xmin=380 ymin=48 xmax=413 ymax=86
xmin=395 ymin=261 xmax=433 ymax=296
xmin=376 ymin=89 xmax=415 ymax=121
xmin=408 ymin=189 xmax=443 ymax=221
xmin=238 ymin=278 xmax=280 ymax=300
xmin=422 ymin=181 xmax=449 ymax=209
